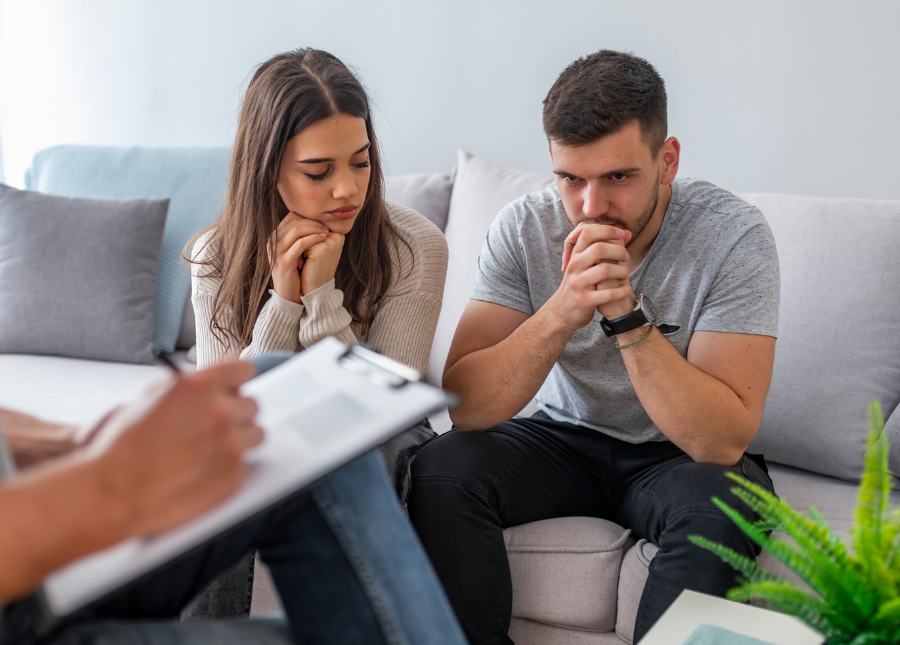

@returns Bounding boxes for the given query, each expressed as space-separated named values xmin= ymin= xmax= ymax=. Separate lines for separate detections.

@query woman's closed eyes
xmin=303 ymin=158 xmax=371 ymax=182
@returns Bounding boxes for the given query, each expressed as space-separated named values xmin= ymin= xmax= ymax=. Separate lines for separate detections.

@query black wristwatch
xmin=599 ymin=293 xmax=657 ymax=337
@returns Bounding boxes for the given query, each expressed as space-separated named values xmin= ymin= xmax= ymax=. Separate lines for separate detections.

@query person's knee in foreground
xmin=408 ymin=49 xmax=779 ymax=645
xmin=0 ymin=358 xmax=466 ymax=645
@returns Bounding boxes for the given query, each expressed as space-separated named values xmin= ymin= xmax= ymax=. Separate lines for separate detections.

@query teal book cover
xmin=680 ymin=624 xmax=776 ymax=645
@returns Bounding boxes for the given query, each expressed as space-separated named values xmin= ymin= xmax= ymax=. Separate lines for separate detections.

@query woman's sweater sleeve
xmin=297 ymin=280 xmax=358 ymax=348
xmin=191 ymin=232 xmax=305 ymax=369
xmin=362 ymin=204 xmax=448 ymax=375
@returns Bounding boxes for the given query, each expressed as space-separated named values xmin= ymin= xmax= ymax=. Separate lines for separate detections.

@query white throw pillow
xmin=427 ymin=151 xmax=554 ymax=390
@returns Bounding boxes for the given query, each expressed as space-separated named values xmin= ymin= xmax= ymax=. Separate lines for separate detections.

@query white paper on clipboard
xmin=42 ymin=338 xmax=449 ymax=617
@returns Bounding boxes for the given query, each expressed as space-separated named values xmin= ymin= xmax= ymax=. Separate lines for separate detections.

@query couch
xmin=2 ymin=145 xmax=898 ymax=643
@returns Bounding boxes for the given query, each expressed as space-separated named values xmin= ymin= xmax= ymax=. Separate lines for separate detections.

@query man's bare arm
xmin=614 ymin=325 xmax=775 ymax=465
xmin=443 ymin=300 xmax=561 ymax=430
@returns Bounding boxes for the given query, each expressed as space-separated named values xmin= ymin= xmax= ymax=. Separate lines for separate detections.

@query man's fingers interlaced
xmin=563 ymin=224 xmax=628 ymax=272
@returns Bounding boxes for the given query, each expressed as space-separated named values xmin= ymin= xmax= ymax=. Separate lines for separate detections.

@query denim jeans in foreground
xmin=2 ymin=349 xmax=465 ymax=645
xmin=1 ymin=449 xmax=465 ymax=645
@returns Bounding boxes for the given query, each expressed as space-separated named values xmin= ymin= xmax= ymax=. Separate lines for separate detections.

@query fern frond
xmin=851 ymin=402 xmax=896 ymax=607
xmin=810 ymin=506 xmax=829 ymax=527
xmin=726 ymin=580 xmax=835 ymax=635
xmin=870 ymin=596 xmax=900 ymax=634
xmin=853 ymin=402 xmax=892 ymax=557
xmin=726 ymin=474 xmax=852 ymax=568
xmin=689 ymin=535 xmax=772 ymax=582
xmin=712 ymin=496 xmax=870 ymax=624
xmin=846 ymin=633 xmax=889 ymax=645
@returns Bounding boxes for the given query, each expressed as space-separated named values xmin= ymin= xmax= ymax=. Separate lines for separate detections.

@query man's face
xmin=550 ymin=120 xmax=662 ymax=247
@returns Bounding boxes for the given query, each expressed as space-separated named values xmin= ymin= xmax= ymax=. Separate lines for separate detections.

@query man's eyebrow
xmin=553 ymin=166 xmax=642 ymax=179
xmin=297 ymin=142 xmax=371 ymax=164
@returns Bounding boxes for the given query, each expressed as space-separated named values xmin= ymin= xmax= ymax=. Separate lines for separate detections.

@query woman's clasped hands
xmin=269 ymin=212 xmax=345 ymax=303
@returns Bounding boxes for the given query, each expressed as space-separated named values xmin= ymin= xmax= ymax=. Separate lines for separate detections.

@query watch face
xmin=641 ymin=295 xmax=657 ymax=323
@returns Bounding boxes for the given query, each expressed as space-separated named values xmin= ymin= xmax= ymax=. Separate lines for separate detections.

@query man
xmin=407 ymin=50 xmax=779 ymax=644
xmin=0 ymin=358 xmax=466 ymax=645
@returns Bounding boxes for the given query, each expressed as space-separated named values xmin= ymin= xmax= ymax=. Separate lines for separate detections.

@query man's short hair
xmin=543 ymin=50 xmax=667 ymax=156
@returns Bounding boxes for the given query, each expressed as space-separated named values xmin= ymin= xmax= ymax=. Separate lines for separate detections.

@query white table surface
xmin=638 ymin=590 xmax=824 ymax=645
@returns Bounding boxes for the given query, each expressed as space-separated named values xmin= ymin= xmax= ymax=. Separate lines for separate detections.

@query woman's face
xmin=276 ymin=114 xmax=371 ymax=235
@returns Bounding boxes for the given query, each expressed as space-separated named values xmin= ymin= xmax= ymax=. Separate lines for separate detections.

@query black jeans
xmin=407 ymin=412 xmax=774 ymax=645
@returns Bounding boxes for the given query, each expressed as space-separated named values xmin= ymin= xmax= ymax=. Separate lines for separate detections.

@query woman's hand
xmin=300 ymin=231 xmax=345 ymax=296
xmin=269 ymin=213 xmax=329 ymax=303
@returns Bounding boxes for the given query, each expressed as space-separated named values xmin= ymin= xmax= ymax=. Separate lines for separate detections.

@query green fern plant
xmin=689 ymin=401 xmax=900 ymax=645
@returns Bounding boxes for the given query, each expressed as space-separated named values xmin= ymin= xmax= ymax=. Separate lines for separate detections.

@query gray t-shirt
xmin=471 ymin=178 xmax=780 ymax=444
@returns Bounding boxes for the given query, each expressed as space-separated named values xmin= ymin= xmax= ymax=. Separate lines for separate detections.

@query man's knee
xmin=658 ymin=459 xmax=768 ymax=511
xmin=408 ymin=430 xmax=510 ymax=534
xmin=651 ymin=460 xmax=765 ymax=553
xmin=411 ymin=429 xmax=502 ymax=483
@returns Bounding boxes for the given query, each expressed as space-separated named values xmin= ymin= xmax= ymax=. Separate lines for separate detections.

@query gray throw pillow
xmin=0 ymin=184 xmax=168 ymax=364
xmin=385 ymin=173 xmax=453 ymax=231
xmin=740 ymin=192 xmax=900 ymax=482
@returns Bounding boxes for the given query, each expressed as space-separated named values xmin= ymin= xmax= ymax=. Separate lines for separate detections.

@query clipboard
xmin=41 ymin=338 xmax=451 ymax=617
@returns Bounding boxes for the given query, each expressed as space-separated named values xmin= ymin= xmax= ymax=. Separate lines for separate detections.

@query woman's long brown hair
xmin=189 ymin=49 xmax=401 ymax=349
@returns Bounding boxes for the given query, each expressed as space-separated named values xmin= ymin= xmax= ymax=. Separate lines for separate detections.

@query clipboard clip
xmin=338 ymin=343 xmax=421 ymax=389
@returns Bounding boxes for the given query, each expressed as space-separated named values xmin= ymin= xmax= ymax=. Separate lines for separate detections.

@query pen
xmin=157 ymin=354 xmax=182 ymax=375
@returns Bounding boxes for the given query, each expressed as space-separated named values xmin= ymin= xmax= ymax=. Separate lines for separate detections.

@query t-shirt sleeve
xmin=470 ymin=206 xmax=534 ymax=315
xmin=695 ymin=214 xmax=780 ymax=337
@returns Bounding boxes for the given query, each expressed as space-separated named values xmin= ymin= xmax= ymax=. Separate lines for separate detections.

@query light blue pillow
xmin=26 ymin=145 xmax=230 ymax=355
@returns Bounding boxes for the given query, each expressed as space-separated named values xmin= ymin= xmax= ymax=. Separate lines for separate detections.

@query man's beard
xmin=576 ymin=181 xmax=660 ymax=248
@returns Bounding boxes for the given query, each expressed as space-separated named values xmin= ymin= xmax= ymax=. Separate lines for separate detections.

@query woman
xmin=182 ymin=49 xmax=458 ymax=643
xmin=190 ymin=48 xmax=446 ymax=379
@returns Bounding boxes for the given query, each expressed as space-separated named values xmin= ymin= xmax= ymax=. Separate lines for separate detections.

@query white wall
xmin=2 ymin=0 xmax=899 ymax=199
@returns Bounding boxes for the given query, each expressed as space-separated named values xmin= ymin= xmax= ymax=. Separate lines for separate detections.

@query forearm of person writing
xmin=0 ymin=454 xmax=134 ymax=604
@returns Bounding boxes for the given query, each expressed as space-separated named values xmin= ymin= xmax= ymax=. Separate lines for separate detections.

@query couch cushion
xmin=615 ymin=540 xmax=659 ymax=644
xmin=385 ymin=173 xmax=453 ymax=231
xmin=428 ymin=150 xmax=553 ymax=387
xmin=509 ymin=617 xmax=626 ymax=645
xmin=0 ymin=353 xmax=190 ymax=425
xmin=26 ymin=145 xmax=231 ymax=356
xmin=738 ymin=192 xmax=900 ymax=481
xmin=0 ymin=184 xmax=168 ymax=364
xmin=504 ymin=516 xmax=632 ymax=632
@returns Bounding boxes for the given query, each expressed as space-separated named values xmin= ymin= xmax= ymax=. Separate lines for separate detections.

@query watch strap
xmin=600 ymin=305 xmax=650 ymax=337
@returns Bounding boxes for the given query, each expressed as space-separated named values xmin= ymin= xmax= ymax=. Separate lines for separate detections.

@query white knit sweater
xmin=191 ymin=202 xmax=448 ymax=375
